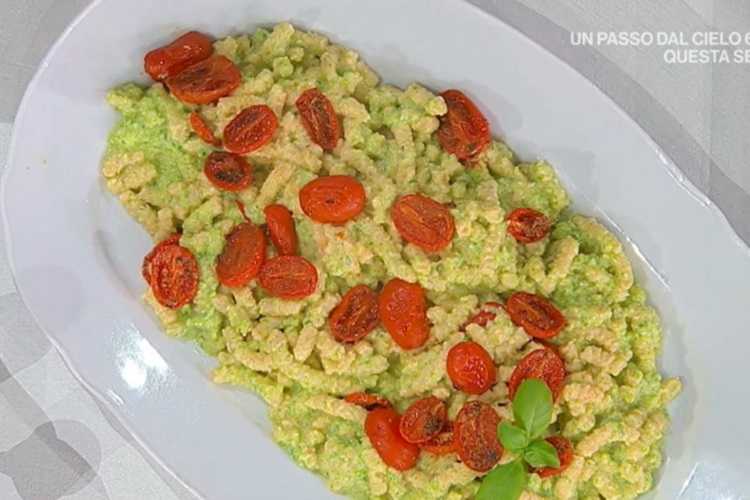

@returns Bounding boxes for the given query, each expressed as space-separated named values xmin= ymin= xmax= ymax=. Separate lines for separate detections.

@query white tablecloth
xmin=1 ymin=1 xmax=748 ymax=498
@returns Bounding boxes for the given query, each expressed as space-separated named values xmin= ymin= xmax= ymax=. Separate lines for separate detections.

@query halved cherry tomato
xmin=258 ymin=255 xmax=318 ymax=299
xmin=419 ymin=421 xmax=456 ymax=455
xmin=365 ymin=407 xmax=420 ymax=471
xmin=329 ymin=285 xmax=379 ymax=344
xmin=296 ymin=88 xmax=342 ymax=151
xmin=216 ymin=222 xmax=267 ymax=287
xmin=299 ymin=175 xmax=366 ymax=224
xmin=391 ymin=194 xmax=455 ymax=252
xmin=189 ymin=112 xmax=220 ymax=146
xmin=165 ymin=55 xmax=241 ymax=104
xmin=507 ymin=208 xmax=551 ymax=244
xmin=462 ymin=301 xmax=504 ymax=330
xmin=446 ymin=341 xmax=497 ymax=395
xmin=454 ymin=401 xmax=503 ymax=472
xmin=507 ymin=348 xmax=566 ymax=401
xmin=399 ymin=396 xmax=447 ymax=444
xmin=263 ymin=204 xmax=298 ymax=256
xmin=142 ymin=234 xmax=181 ymax=285
xmin=344 ymin=392 xmax=391 ymax=411
xmin=535 ymin=436 xmax=574 ymax=478
xmin=378 ymin=278 xmax=429 ymax=350
xmin=204 ymin=151 xmax=252 ymax=192
xmin=223 ymin=105 xmax=278 ymax=154
xmin=506 ymin=292 xmax=566 ymax=339
xmin=144 ymin=243 xmax=200 ymax=309
xmin=437 ymin=89 xmax=490 ymax=161
xmin=144 ymin=31 xmax=214 ymax=81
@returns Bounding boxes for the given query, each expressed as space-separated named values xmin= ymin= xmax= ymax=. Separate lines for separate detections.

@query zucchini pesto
xmin=102 ymin=22 xmax=681 ymax=500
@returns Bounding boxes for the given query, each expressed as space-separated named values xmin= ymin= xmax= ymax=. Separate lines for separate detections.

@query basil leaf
xmin=512 ymin=378 xmax=553 ymax=439
xmin=498 ymin=422 xmax=529 ymax=452
xmin=524 ymin=439 xmax=560 ymax=468
xmin=476 ymin=460 xmax=528 ymax=500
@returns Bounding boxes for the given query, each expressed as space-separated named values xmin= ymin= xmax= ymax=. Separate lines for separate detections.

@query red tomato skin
xmin=296 ymin=88 xmax=342 ymax=151
xmin=142 ymin=234 xmax=181 ymax=285
xmin=223 ymin=105 xmax=279 ymax=154
xmin=446 ymin=341 xmax=497 ymax=395
xmin=437 ymin=89 xmax=490 ymax=161
xmin=399 ymin=396 xmax=448 ymax=444
xmin=189 ymin=112 xmax=220 ymax=146
xmin=147 ymin=244 xmax=200 ymax=309
xmin=299 ymin=175 xmax=366 ymax=224
xmin=216 ymin=223 xmax=267 ymax=287
xmin=378 ymin=278 xmax=430 ymax=350
xmin=165 ymin=55 xmax=241 ymax=105
xmin=258 ymin=255 xmax=318 ymax=299
xmin=344 ymin=392 xmax=391 ymax=411
xmin=419 ymin=422 xmax=456 ymax=455
xmin=506 ymin=292 xmax=566 ymax=339
xmin=264 ymin=204 xmax=298 ymax=256
xmin=461 ymin=301 xmax=504 ymax=330
xmin=391 ymin=194 xmax=455 ymax=252
xmin=454 ymin=401 xmax=503 ymax=472
xmin=204 ymin=151 xmax=252 ymax=192
xmin=144 ymin=31 xmax=214 ymax=81
xmin=506 ymin=208 xmax=551 ymax=244
xmin=365 ymin=408 xmax=420 ymax=471
xmin=329 ymin=285 xmax=379 ymax=344
xmin=507 ymin=347 xmax=567 ymax=401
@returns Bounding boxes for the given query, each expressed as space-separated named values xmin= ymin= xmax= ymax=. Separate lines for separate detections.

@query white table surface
xmin=1 ymin=1 xmax=748 ymax=498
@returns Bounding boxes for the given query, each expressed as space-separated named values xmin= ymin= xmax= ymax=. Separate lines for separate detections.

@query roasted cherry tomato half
xmin=391 ymin=194 xmax=455 ymax=252
xmin=216 ymin=222 xmax=267 ymax=287
xmin=454 ymin=401 xmax=503 ymax=472
xmin=437 ymin=89 xmax=490 ymax=161
xmin=507 ymin=208 xmax=551 ymax=244
xmin=296 ymin=88 xmax=342 ymax=151
xmin=365 ymin=407 xmax=420 ymax=471
xmin=344 ymin=392 xmax=391 ymax=411
xmin=419 ymin=421 xmax=456 ymax=455
xmin=258 ymin=255 xmax=318 ymax=299
xmin=329 ymin=285 xmax=379 ymax=344
xmin=446 ymin=341 xmax=497 ymax=395
xmin=378 ymin=278 xmax=430 ymax=350
xmin=506 ymin=291 xmax=566 ymax=339
xmin=165 ymin=55 xmax=241 ymax=104
xmin=143 ymin=239 xmax=199 ymax=309
xmin=142 ymin=234 xmax=181 ymax=286
xmin=399 ymin=396 xmax=448 ymax=444
xmin=507 ymin=348 xmax=567 ymax=401
xmin=223 ymin=104 xmax=278 ymax=154
xmin=189 ymin=112 xmax=220 ymax=146
xmin=299 ymin=175 xmax=366 ymax=224
xmin=204 ymin=151 xmax=252 ymax=192
xmin=461 ymin=301 xmax=504 ymax=330
xmin=264 ymin=204 xmax=298 ymax=256
xmin=144 ymin=31 xmax=213 ymax=81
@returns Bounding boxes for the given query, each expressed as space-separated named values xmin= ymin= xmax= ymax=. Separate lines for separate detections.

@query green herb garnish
xmin=523 ymin=439 xmax=560 ymax=468
xmin=497 ymin=422 xmax=529 ymax=452
xmin=476 ymin=460 xmax=527 ymax=500
xmin=477 ymin=378 xmax=561 ymax=500
xmin=512 ymin=378 xmax=553 ymax=440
